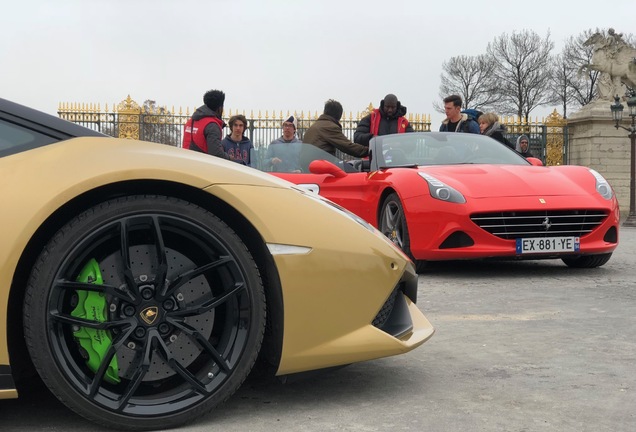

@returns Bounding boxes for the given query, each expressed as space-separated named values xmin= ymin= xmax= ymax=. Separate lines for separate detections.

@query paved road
xmin=2 ymin=228 xmax=635 ymax=432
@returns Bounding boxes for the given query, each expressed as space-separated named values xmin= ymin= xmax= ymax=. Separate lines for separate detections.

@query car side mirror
xmin=308 ymin=160 xmax=347 ymax=178
xmin=526 ymin=157 xmax=543 ymax=167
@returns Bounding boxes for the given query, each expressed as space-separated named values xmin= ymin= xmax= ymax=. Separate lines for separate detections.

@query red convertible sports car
xmin=261 ymin=132 xmax=620 ymax=269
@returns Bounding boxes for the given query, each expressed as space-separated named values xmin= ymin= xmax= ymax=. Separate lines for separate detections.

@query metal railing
xmin=58 ymin=96 xmax=568 ymax=165
xmin=58 ymin=96 xmax=432 ymax=148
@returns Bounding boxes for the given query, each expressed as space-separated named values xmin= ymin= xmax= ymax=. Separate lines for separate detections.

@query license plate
xmin=516 ymin=236 xmax=580 ymax=254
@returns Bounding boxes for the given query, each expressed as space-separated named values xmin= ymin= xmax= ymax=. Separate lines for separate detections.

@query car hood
xmin=421 ymin=165 xmax=598 ymax=199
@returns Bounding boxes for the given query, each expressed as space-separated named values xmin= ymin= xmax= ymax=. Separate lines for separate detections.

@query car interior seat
xmin=433 ymin=146 xmax=458 ymax=165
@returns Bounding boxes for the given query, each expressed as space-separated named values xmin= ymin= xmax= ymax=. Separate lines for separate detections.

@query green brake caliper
xmin=71 ymin=258 xmax=120 ymax=384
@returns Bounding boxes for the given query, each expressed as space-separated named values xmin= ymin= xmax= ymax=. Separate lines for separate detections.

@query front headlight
xmin=418 ymin=172 xmax=466 ymax=203
xmin=589 ymin=169 xmax=613 ymax=200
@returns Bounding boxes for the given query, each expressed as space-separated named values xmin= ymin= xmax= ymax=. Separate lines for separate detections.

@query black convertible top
xmin=0 ymin=97 xmax=106 ymax=138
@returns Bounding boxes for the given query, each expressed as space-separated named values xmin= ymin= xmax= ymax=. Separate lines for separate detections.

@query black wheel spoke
xmin=154 ymin=336 xmax=209 ymax=393
xmin=118 ymin=219 xmax=140 ymax=302
xmin=170 ymin=282 xmax=245 ymax=318
xmin=51 ymin=311 xmax=133 ymax=332
xmin=160 ymin=256 xmax=233 ymax=299
xmin=150 ymin=216 xmax=168 ymax=291
xmin=87 ymin=344 xmax=120 ymax=397
xmin=55 ymin=279 xmax=135 ymax=303
xmin=115 ymin=331 xmax=157 ymax=411
xmin=167 ymin=318 xmax=231 ymax=372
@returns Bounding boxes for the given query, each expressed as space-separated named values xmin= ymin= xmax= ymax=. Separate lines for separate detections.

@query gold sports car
xmin=0 ymin=98 xmax=434 ymax=430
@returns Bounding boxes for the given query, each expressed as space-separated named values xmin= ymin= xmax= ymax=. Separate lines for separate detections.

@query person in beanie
xmin=303 ymin=99 xmax=369 ymax=158
xmin=478 ymin=112 xmax=514 ymax=150
xmin=265 ymin=115 xmax=302 ymax=172
xmin=221 ymin=114 xmax=253 ymax=165
xmin=182 ymin=89 xmax=229 ymax=159
xmin=516 ymin=135 xmax=534 ymax=158
xmin=354 ymin=93 xmax=414 ymax=146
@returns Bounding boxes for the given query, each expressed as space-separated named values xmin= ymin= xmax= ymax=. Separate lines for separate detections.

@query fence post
xmin=544 ymin=110 xmax=567 ymax=166
xmin=116 ymin=95 xmax=142 ymax=140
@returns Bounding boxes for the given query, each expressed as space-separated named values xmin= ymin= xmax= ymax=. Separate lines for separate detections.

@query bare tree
xmin=487 ymin=30 xmax=554 ymax=120
xmin=548 ymin=53 xmax=579 ymax=118
xmin=562 ymin=30 xmax=600 ymax=108
xmin=434 ymin=54 xmax=498 ymax=113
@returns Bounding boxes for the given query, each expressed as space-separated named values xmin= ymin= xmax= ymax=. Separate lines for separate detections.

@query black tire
xmin=23 ymin=195 xmax=266 ymax=430
xmin=379 ymin=193 xmax=413 ymax=259
xmin=561 ymin=253 xmax=612 ymax=268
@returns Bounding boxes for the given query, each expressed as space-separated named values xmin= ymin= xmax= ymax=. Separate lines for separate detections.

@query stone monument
xmin=569 ymin=29 xmax=636 ymax=221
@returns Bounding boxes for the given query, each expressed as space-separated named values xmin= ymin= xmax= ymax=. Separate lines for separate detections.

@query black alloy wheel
xmin=23 ymin=195 xmax=265 ymax=430
xmin=379 ymin=193 xmax=412 ymax=257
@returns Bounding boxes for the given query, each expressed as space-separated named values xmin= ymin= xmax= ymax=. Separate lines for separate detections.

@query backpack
xmin=461 ymin=108 xmax=483 ymax=122
xmin=460 ymin=109 xmax=482 ymax=133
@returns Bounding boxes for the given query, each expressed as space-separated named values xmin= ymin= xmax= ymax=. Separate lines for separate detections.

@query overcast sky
xmin=1 ymin=0 xmax=634 ymax=127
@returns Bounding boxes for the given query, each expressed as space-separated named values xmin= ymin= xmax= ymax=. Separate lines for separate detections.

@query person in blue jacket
xmin=221 ymin=114 xmax=254 ymax=165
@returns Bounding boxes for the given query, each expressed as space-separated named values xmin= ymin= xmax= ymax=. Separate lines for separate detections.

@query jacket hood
xmin=192 ymin=105 xmax=221 ymax=121
xmin=379 ymin=100 xmax=407 ymax=118
xmin=317 ymin=113 xmax=342 ymax=128
xmin=516 ymin=134 xmax=529 ymax=146
xmin=484 ymin=121 xmax=506 ymax=136
xmin=442 ymin=113 xmax=469 ymax=125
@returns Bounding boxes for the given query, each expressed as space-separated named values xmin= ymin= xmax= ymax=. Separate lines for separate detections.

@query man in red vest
xmin=182 ymin=89 xmax=229 ymax=159
xmin=354 ymin=94 xmax=413 ymax=146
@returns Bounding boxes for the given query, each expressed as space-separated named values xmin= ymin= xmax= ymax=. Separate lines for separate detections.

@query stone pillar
xmin=568 ymin=102 xmax=631 ymax=222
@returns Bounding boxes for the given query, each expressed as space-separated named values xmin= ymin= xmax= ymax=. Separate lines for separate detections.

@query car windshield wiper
xmin=379 ymin=164 xmax=419 ymax=169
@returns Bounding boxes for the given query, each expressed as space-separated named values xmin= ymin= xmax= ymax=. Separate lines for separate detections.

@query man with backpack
xmin=439 ymin=94 xmax=480 ymax=134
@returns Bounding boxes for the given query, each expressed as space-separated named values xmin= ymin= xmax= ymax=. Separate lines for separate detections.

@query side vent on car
xmin=439 ymin=231 xmax=475 ymax=249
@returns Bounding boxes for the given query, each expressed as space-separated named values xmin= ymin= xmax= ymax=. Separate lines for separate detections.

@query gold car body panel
xmin=208 ymin=185 xmax=435 ymax=375
xmin=0 ymin=137 xmax=433 ymax=388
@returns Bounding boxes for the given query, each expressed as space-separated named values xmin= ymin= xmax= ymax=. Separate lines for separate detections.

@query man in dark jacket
xmin=354 ymin=94 xmax=414 ymax=145
xmin=182 ymin=89 xmax=229 ymax=159
xmin=303 ymin=99 xmax=368 ymax=158
xmin=439 ymin=94 xmax=480 ymax=134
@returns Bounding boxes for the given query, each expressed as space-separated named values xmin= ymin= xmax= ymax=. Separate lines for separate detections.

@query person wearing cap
xmin=303 ymin=99 xmax=369 ymax=158
xmin=354 ymin=93 xmax=414 ymax=146
xmin=516 ymin=135 xmax=533 ymax=158
xmin=221 ymin=114 xmax=253 ymax=165
xmin=265 ymin=115 xmax=303 ymax=172
xmin=182 ymin=89 xmax=230 ymax=159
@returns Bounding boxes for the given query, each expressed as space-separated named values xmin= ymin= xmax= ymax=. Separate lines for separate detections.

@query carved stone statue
xmin=581 ymin=29 xmax=636 ymax=100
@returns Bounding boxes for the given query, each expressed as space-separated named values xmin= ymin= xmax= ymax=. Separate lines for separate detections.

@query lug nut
xmin=163 ymin=299 xmax=175 ymax=310
xmin=158 ymin=323 xmax=170 ymax=335
xmin=134 ymin=327 xmax=146 ymax=338
xmin=123 ymin=305 xmax=136 ymax=317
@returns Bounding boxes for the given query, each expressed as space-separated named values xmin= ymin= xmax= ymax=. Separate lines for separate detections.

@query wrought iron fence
xmin=58 ymin=95 xmax=432 ymax=148
xmin=58 ymin=96 xmax=568 ymax=165
xmin=499 ymin=110 xmax=569 ymax=166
